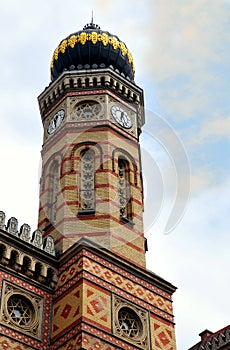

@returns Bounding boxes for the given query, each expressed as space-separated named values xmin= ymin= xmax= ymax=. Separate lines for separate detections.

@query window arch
xmin=118 ymin=157 xmax=132 ymax=221
xmin=9 ymin=250 xmax=19 ymax=270
xmin=79 ymin=149 xmax=95 ymax=213
xmin=48 ymin=161 xmax=59 ymax=224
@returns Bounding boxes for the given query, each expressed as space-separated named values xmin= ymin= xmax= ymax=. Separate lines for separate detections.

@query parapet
xmin=0 ymin=210 xmax=55 ymax=256
xmin=0 ymin=210 xmax=58 ymax=290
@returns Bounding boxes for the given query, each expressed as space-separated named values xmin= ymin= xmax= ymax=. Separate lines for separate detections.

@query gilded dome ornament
xmin=50 ymin=21 xmax=135 ymax=81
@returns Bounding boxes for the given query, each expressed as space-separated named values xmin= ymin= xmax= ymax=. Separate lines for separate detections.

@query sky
xmin=0 ymin=1 xmax=229 ymax=349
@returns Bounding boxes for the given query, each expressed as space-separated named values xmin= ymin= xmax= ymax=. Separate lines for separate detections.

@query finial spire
xmin=83 ymin=13 xmax=100 ymax=30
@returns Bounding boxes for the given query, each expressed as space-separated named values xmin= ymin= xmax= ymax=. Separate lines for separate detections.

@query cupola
xmin=50 ymin=21 xmax=135 ymax=81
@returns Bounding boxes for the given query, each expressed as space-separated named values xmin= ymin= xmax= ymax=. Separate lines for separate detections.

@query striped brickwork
xmin=38 ymin=89 xmax=146 ymax=266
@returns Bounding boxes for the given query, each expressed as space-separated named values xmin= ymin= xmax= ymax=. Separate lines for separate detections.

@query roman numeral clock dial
xmin=111 ymin=105 xmax=133 ymax=129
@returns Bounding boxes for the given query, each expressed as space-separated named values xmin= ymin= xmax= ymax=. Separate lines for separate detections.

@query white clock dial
xmin=47 ymin=109 xmax=65 ymax=134
xmin=111 ymin=105 xmax=133 ymax=129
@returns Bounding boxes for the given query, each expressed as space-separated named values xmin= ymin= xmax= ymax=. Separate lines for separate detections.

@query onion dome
xmin=50 ymin=22 xmax=135 ymax=81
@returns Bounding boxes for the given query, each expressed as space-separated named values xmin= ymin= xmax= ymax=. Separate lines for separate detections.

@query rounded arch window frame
xmin=79 ymin=147 xmax=96 ymax=213
xmin=47 ymin=159 xmax=60 ymax=224
xmin=113 ymin=148 xmax=138 ymax=223
xmin=112 ymin=294 xmax=149 ymax=348
xmin=118 ymin=156 xmax=133 ymax=221
xmin=69 ymin=142 xmax=103 ymax=215
xmin=112 ymin=148 xmax=138 ymax=186
xmin=0 ymin=281 xmax=44 ymax=339
xmin=6 ymin=293 xmax=35 ymax=329
xmin=73 ymin=99 xmax=102 ymax=119
xmin=117 ymin=306 xmax=144 ymax=340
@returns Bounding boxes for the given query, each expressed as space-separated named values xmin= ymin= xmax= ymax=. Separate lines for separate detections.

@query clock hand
xmin=121 ymin=112 xmax=129 ymax=127
xmin=53 ymin=115 xmax=58 ymax=128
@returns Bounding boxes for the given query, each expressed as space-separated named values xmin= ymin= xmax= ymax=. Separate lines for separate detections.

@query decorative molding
xmin=0 ymin=211 xmax=56 ymax=256
xmin=112 ymin=294 xmax=150 ymax=349
xmin=0 ymin=280 xmax=44 ymax=339
xmin=50 ymin=31 xmax=135 ymax=74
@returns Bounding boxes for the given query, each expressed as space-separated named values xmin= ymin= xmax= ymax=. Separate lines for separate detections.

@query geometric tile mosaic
xmin=150 ymin=316 xmax=176 ymax=350
xmin=54 ymin=250 xmax=176 ymax=349
xmin=53 ymin=328 xmax=151 ymax=350
xmin=0 ymin=337 xmax=32 ymax=350
xmin=52 ymin=279 xmax=111 ymax=341
xmin=84 ymin=258 xmax=172 ymax=314
xmin=0 ymin=272 xmax=51 ymax=350
xmin=82 ymin=281 xmax=111 ymax=332
xmin=56 ymin=333 xmax=119 ymax=350
xmin=57 ymin=253 xmax=173 ymax=318
xmin=52 ymin=283 xmax=82 ymax=340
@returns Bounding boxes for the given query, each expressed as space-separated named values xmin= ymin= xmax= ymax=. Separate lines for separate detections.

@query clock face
xmin=47 ymin=109 xmax=65 ymax=134
xmin=111 ymin=105 xmax=133 ymax=129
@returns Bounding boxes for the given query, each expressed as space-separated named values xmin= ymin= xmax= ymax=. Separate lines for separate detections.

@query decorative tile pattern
xmin=52 ymin=248 xmax=176 ymax=349
xmin=113 ymin=294 xmax=150 ymax=349
xmin=59 ymin=250 xmax=171 ymax=300
xmin=57 ymin=253 xmax=173 ymax=320
xmin=0 ymin=336 xmax=33 ymax=349
xmin=51 ymin=326 xmax=148 ymax=350
xmin=0 ymin=272 xmax=51 ymax=350
xmin=59 ymin=332 xmax=120 ymax=350
xmin=85 ymin=258 xmax=172 ymax=313
xmin=150 ymin=316 xmax=176 ymax=350
xmin=82 ymin=281 xmax=111 ymax=331
xmin=0 ymin=280 xmax=44 ymax=340
xmin=52 ymin=283 xmax=82 ymax=339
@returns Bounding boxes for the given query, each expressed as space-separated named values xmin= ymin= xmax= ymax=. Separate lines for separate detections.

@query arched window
xmin=69 ymin=78 xmax=74 ymax=88
xmin=79 ymin=149 xmax=95 ymax=213
xmin=48 ymin=161 xmax=59 ymax=224
xmin=118 ymin=158 xmax=132 ymax=221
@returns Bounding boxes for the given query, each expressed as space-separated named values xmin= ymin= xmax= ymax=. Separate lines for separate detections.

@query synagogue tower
xmin=0 ymin=21 xmax=177 ymax=350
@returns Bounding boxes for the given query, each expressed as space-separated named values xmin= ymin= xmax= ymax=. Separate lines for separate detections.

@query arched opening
xmin=93 ymin=77 xmax=97 ymax=87
xmin=46 ymin=267 xmax=55 ymax=285
xmin=48 ymin=161 xmax=59 ymax=224
xmin=9 ymin=250 xmax=19 ymax=270
xmin=77 ymin=78 xmax=82 ymax=88
xmin=79 ymin=149 xmax=95 ymax=213
xmin=100 ymin=76 xmax=105 ymax=86
xmin=34 ymin=262 xmax=43 ymax=280
xmin=0 ymin=244 xmax=7 ymax=263
xmin=69 ymin=78 xmax=74 ymax=88
xmin=118 ymin=158 xmax=132 ymax=221
xmin=85 ymin=78 xmax=89 ymax=87
xmin=21 ymin=256 xmax=32 ymax=275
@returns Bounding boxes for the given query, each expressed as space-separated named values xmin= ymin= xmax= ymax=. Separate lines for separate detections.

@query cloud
xmin=0 ymin=139 xmax=40 ymax=230
xmin=189 ymin=167 xmax=214 ymax=192
xmin=199 ymin=116 xmax=230 ymax=141
xmin=146 ymin=176 xmax=230 ymax=348
xmin=146 ymin=0 xmax=228 ymax=80
xmin=135 ymin=0 xmax=230 ymax=123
